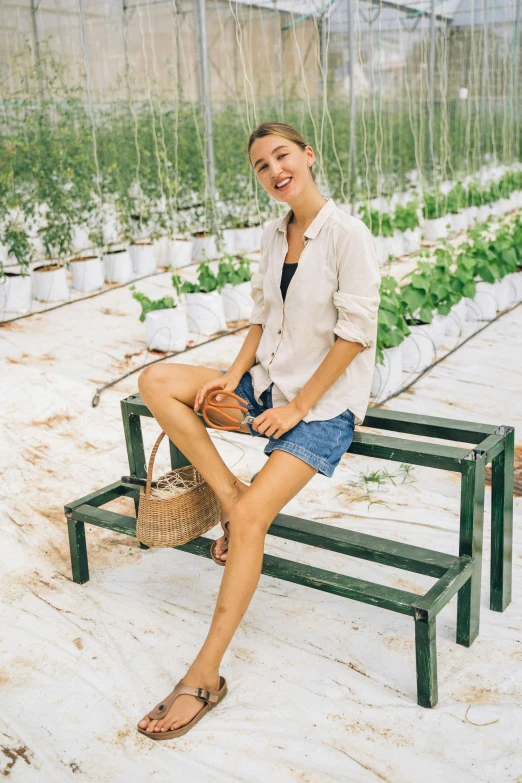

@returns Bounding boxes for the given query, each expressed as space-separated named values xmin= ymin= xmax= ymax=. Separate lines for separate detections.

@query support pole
xmin=122 ymin=1 xmax=134 ymax=104
xmin=274 ymin=0 xmax=282 ymax=118
xmin=194 ymin=0 xmax=217 ymax=229
xmin=30 ymin=0 xmax=45 ymax=101
xmin=347 ymin=0 xmax=356 ymax=212
xmin=428 ymin=0 xmax=436 ymax=177
xmin=512 ymin=0 xmax=522 ymax=157
xmin=319 ymin=11 xmax=327 ymax=110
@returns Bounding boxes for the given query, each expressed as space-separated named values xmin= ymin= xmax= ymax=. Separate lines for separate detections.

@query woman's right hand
xmin=193 ymin=372 xmax=242 ymax=412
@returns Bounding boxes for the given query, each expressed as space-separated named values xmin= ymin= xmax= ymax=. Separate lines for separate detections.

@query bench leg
xmin=457 ymin=453 xmax=486 ymax=647
xmin=490 ymin=428 xmax=514 ymax=612
xmin=415 ymin=610 xmax=438 ymax=708
xmin=67 ymin=517 xmax=89 ymax=584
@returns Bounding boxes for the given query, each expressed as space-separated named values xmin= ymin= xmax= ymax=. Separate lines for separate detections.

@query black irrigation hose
xmin=373 ymin=299 xmax=522 ymax=409
xmin=91 ymin=324 xmax=250 ymax=407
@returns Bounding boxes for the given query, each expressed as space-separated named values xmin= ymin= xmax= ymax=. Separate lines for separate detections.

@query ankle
xmin=185 ymin=663 xmax=220 ymax=688
xmin=220 ymin=478 xmax=245 ymax=511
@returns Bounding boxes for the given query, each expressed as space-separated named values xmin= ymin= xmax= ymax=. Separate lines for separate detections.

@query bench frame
xmin=64 ymin=394 xmax=514 ymax=708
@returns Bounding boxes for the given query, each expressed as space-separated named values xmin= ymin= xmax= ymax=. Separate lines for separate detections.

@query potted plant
xmin=166 ymin=212 xmax=194 ymax=270
xmin=33 ymin=210 xmax=73 ymax=302
xmin=173 ymin=258 xmax=227 ymax=335
xmin=399 ymin=262 xmax=440 ymax=372
xmin=371 ymin=276 xmax=410 ymax=401
xmin=0 ymin=217 xmax=34 ymax=316
xmin=131 ymin=286 xmax=189 ymax=352
xmin=216 ymin=254 xmax=253 ymax=321
xmin=422 ymin=191 xmax=451 ymax=241
xmin=393 ymin=201 xmax=421 ymax=255
xmin=446 ymin=183 xmax=468 ymax=234
xmin=359 ymin=206 xmax=399 ymax=263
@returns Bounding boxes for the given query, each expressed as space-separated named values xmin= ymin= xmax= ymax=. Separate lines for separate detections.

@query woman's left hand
xmin=252 ymin=402 xmax=304 ymax=439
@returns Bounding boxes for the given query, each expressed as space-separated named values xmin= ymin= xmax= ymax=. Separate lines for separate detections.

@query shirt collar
xmin=276 ymin=197 xmax=336 ymax=240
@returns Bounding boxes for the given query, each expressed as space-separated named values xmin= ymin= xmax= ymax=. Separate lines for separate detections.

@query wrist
xmin=291 ymin=396 xmax=309 ymax=417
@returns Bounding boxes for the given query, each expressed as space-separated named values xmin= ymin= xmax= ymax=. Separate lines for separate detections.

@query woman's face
xmin=249 ymin=134 xmax=314 ymax=203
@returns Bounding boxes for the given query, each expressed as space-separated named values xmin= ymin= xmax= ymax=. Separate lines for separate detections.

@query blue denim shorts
xmin=220 ymin=370 xmax=355 ymax=478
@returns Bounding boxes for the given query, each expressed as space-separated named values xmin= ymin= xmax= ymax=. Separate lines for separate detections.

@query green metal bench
xmin=64 ymin=394 xmax=514 ymax=708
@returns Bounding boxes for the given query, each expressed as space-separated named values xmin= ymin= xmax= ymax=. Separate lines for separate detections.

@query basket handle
xmin=145 ymin=430 xmax=166 ymax=498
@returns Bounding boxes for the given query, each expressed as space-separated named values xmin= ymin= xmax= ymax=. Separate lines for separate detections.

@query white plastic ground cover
xmin=0 ymin=279 xmax=521 ymax=781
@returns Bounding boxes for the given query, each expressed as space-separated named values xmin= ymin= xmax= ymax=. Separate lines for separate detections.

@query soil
xmin=193 ymin=231 xmax=212 ymax=238
xmin=34 ymin=264 xmax=62 ymax=273
xmin=132 ymin=241 xmax=152 ymax=247
xmin=106 ymin=248 xmax=127 ymax=255
xmin=69 ymin=256 xmax=98 ymax=263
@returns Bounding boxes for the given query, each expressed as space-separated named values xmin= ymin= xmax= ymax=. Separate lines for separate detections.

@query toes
xmin=138 ymin=718 xmax=150 ymax=729
xmin=146 ymin=720 xmax=158 ymax=733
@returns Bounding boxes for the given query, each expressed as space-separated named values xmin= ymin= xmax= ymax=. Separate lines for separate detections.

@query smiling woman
xmin=136 ymin=120 xmax=380 ymax=743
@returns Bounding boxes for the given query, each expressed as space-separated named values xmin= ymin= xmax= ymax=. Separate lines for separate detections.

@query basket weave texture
xmin=136 ymin=431 xmax=221 ymax=548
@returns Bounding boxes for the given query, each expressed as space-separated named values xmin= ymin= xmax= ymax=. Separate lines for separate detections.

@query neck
xmin=287 ymin=183 xmax=328 ymax=228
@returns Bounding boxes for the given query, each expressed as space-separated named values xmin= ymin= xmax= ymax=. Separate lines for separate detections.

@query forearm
xmin=291 ymin=337 xmax=364 ymax=416
xmin=228 ymin=324 xmax=263 ymax=380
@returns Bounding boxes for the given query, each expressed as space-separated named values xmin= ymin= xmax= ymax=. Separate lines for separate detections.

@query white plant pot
xmin=371 ymin=345 xmax=402 ymax=401
xmin=463 ymin=206 xmax=479 ymax=226
xmin=430 ymin=313 xmax=447 ymax=348
xmin=222 ymin=229 xmax=236 ymax=255
xmin=129 ymin=243 xmax=157 ymax=277
xmin=476 ymin=205 xmax=492 ymax=223
xmin=401 ymin=325 xmax=436 ymax=373
xmin=167 ymin=239 xmax=194 ymax=269
xmin=492 ymin=278 xmax=515 ymax=311
xmin=234 ymin=225 xmax=263 ymax=253
xmin=391 ymin=230 xmax=405 ymax=258
xmin=505 ymin=271 xmax=522 ymax=302
xmin=32 ymin=264 xmax=69 ymax=303
xmin=450 ymin=212 xmax=468 ymax=234
xmin=71 ymin=226 xmax=90 ymax=252
xmin=373 ymin=235 xmax=394 ymax=264
xmin=423 ymin=217 xmax=450 ymax=241
xmin=103 ymin=217 xmax=121 ymax=246
xmin=222 ymin=282 xmax=253 ymax=321
xmin=445 ymin=300 xmax=468 ymax=336
xmin=0 ymin=273 xmax=32 ymax=316
xmin=145 ymin=308 xmax=189 ymax=352
xmin=191 ymin=234 xmax=218 ymax=262
xmin=103 ymin=249 xmax=133 ymax=284
xmin=70 ymin=256 xmax=104 ymax=292
xmin=403 ymin=227 xmax=421 ymax=255
xmin=185 ymin=290 xmax=227 ymax=336
xmin=466 ymin=282 xmax=497 ymax=321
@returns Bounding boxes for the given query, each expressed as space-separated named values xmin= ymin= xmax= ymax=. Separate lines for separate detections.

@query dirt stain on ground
xmin=99 ymin=307 xmax=126 ymax=317
xmin=1 ymin=745 xmax=32 ymax=776
xmin=31 ymin=413 xmax=73 ymax=428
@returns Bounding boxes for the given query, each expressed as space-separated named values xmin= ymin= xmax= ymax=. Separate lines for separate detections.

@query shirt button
xmin=271 ymin=352 xmax=275 ymax=357
xmin=277 ymin=329 xmax=281 ymax=334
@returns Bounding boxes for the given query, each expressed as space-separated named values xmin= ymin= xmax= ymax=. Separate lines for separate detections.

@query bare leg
xmin=139 ymin=449 xmax=317 ymax=733
xmin=138 ymin=363 xmax=251 ymax=559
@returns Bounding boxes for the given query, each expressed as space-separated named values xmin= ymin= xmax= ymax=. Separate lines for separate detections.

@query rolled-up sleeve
xmin=249 ymin=225 xmax=270 ymax=327
xmin=333 ymin=223 xmax=381 ymax=350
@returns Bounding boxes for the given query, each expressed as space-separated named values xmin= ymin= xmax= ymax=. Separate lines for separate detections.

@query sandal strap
xmin=148 ymin=679 xmax=222 ymax=719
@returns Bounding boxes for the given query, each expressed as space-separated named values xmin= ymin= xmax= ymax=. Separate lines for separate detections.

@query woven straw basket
xmin=136 ymin=431 xmax=221 ymax=548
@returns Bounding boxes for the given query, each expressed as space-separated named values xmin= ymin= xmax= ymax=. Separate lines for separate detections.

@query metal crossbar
xmin=64 ymin=394 xmax=514 ymax=709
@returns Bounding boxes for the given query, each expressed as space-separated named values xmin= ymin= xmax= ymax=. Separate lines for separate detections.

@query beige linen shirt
xmin=248 ymin=197 xmax=380 ymax=425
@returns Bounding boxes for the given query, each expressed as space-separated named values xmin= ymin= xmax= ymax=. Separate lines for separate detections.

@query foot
xmin=138 ymin=669 xmax=220 ymax=734
xmin=214 ymin=479 xmax=249 ymax=563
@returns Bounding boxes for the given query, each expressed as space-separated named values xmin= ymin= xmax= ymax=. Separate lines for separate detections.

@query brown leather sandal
xmin=137 ymin=676 xmax=228 ymax=740
xmin=210 ymin=519 xmax=229 ymax=566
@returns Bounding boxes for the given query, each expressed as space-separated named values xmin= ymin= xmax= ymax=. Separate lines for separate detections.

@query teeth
xmin=276 ymin=178 xmax=291 ymax=189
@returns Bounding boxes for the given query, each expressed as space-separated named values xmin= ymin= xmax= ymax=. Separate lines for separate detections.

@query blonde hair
xmin=248 ymin=122 xmax=317 ymax=183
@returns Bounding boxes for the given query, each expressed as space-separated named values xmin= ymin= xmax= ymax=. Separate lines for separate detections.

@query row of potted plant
xmin=131 ymin=255 xmax=253 ymax=351
xmin=371 ymin=214 xmax=522 ymax=401
xmin=422 ymin=171 xmax=522 ymax=241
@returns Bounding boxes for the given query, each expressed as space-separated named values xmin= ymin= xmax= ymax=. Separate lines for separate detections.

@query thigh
xmin=138 ymin=362 xmax=248 ymax=430
xmin=233 ymin=449 xmax=317 ymax=532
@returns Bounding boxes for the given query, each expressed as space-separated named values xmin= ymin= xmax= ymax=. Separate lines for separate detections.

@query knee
xmin=228 ymin=501 xmax=271 ymax=541
xmin=138 ymin=364 xmax=171 ymax=400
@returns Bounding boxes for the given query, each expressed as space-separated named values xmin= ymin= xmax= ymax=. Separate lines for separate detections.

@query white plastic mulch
xmin=1 ymin=277 xmax=521 ymax=782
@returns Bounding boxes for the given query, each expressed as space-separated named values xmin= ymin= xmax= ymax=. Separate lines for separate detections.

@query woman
xmin=137 ymin=122 xmax=380 ymax=739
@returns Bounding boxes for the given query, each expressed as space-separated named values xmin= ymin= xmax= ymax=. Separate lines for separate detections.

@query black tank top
xmin=280 ymin=262 xmax=298 ymax=302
